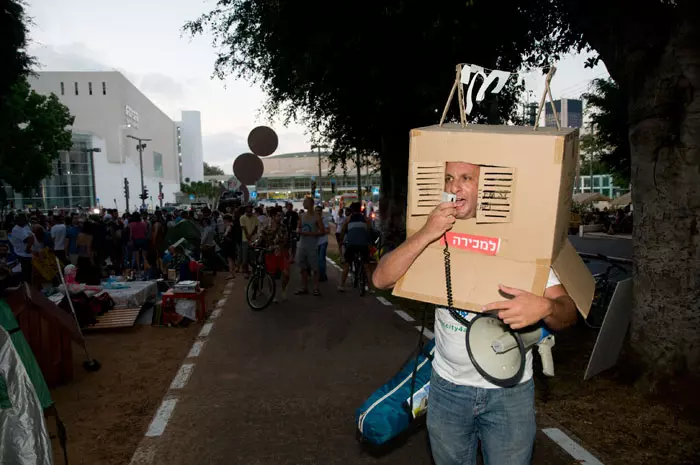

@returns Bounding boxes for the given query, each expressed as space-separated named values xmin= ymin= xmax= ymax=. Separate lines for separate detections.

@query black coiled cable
xmin=443 ymin=233 xmax=471 ymax=327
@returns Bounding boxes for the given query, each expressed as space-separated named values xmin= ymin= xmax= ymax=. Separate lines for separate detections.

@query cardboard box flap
xmin=551 ymin=239 xmax=596 ymax=318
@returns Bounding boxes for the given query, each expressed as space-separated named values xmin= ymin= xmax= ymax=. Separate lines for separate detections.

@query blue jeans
xmin=318 ymin=242 xmax=328 ymax=279
xmin=427 ymin=371 xmax=536 ymax=465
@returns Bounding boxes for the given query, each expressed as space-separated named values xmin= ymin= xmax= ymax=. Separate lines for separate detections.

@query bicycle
xmin=246 ymin=245 xmax=276 ymax=311
xmin=579 ymin=252 xmax=631 ymax=328
xmin=350 ymin=249 xmax=368 ymax=296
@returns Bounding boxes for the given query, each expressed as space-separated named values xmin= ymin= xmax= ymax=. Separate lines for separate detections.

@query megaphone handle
xmin=538 ymin=339 xmax=555 ymax=377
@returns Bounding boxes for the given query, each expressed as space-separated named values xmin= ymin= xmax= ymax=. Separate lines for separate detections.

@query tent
xmin=610 ymin=192 xmax=632 ymax=207
xmin=572 ymin=192 xmax=612 ymax=205
xmin=165 ymin=220 xmax=202 ymax=250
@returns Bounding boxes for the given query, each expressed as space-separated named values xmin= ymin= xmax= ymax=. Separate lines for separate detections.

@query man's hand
xmin=417 ymin=202 xmax=457 ymax=243
xmin=481 ymin=284 xmax=553 ymax=330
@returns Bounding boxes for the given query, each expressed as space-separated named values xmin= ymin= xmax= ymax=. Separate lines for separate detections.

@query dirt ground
xmin=327 ymin=229 xmax=700 ymax=464
xmin=47 ymin=275 xmax=226 ymax=465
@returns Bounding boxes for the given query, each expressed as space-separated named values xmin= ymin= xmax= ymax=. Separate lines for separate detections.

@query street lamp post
xmin=126 ymin=135 xmax=152 ymax=210
xmin=311 ymin=144 xmax=328 ymax=201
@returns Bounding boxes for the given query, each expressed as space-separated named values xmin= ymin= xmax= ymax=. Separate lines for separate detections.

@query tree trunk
xmin=627 ymin=17 xmax=700 ymax=381
xmin=378 ymin=131 xmax=409 ymax=249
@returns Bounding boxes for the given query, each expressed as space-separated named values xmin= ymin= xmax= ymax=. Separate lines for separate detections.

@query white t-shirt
xmin=50 ymin=224 xmax=67 ymax=251
xmin=432 ymin=268 xmax=561 ymax=389
xmin=9 ymin=225 xmax=34 ymax=258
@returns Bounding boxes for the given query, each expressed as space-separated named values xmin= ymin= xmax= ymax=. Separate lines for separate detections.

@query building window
xmin=88 ymin=82 xmax=93 ymax=95
xmin=60 ymin=82 xmax=64 ymax=95
xmin=102 ymin=82 xmax=106 ymax=95
xmin=74 ymin=82 xmax=79 ymax=95
xmin=153 ymin=152 xmax=163 ymax=178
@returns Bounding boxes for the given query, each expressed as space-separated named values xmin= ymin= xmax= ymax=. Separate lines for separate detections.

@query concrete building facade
xmin=20 ymin=71 xmax=201 ymax=212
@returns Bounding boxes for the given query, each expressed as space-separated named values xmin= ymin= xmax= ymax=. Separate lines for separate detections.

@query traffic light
xmin=123 ymin=178 xmax=129 ymax=196
xmin=140 ymin=188 xmax=149 ymax=200
xmin=331 ymin=179 xmax=336 ymax=194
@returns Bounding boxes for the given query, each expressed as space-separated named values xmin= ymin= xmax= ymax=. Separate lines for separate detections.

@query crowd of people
xmin=0 ymin=196 xmax=379 ymax=301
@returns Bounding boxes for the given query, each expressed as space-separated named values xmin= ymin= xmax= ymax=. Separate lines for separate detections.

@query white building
xmin=23 ymin=71 xmax=201 ymax=212
xmin=176 ymin=111 xmax=204 ymax=183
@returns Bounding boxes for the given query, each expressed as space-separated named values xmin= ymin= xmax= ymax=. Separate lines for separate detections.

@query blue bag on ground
xmin=356 ymin=339 xmax=435 ymax=445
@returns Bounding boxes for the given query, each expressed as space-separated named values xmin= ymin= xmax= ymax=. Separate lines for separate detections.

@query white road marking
xmin=395 ymin=310 xmax=415 ymax=322
xmin=170 ymin=363 xmax=195 ymax=390
xmin=325 ymin=256 xmax=342 ymax=271
xmin=210 ymin=308 xmax=222 ymax=319
xmin=376 ymin=296 xmax=392 ymax=306
xmin=542 ymin=428 xmax=604 ymax=465
xmin=415 ymin=327 xmax=435 ymax=339
xmin=198 ymin=322 xmax=214 ymax=338
xmin=187 ymin=340 xmax=205 ymax=358
xmin=145 ymin=398 xmax=178 ymax=437
xmin=216 ymin=299 xmax=227 ymax=308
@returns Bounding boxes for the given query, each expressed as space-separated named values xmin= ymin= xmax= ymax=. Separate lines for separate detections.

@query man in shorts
xmin=295 ymin=198 xmax=324 ymax=296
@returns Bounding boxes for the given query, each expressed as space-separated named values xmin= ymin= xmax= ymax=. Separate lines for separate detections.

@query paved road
xmin=131 ymin=262 xmax=580 ymax=465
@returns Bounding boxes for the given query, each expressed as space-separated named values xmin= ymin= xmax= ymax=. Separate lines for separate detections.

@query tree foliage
xmin=0 ymin=79 xmax=75 ymax=193
xmin=203 ymin=162 xmax=225 ymax=176
xmin=180 ymin=180 xmax=219 ymax=205
xmin=183 ymin=1 xmax=581 ymax=163
xmin=0 ymin=0 xmax=34 ymax=106
xmin=582 ymin=78 xmax=630 ymax=187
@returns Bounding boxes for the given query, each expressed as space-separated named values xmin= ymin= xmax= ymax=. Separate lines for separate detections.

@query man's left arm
xmin=482 ymin=284 xmax=578 ymax=332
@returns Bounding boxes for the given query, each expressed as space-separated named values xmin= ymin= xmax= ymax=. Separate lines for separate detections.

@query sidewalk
xmin=129 ymin=262 xmax=584 ymax=465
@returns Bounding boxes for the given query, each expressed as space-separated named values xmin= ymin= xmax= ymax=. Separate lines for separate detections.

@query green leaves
xmin=582 ymin=77 xmax=630 ymax=187
xmin=0 ymin=78 xmax=75 ymax=193
xmin=183 ymin=0 xmax=552 ymax=163
xmin=203 ymin=162 xmax=225 ymax=175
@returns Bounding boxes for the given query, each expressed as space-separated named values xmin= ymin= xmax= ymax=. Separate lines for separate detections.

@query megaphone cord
xmin=443 ymin=234 xmax=471 ymax=328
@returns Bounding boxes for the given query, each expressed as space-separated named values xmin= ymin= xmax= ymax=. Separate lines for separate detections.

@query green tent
xmin=0 ymin=299 xmax=52 ymax=409
xmin=165 ymin=220 xmax=201 ymax=250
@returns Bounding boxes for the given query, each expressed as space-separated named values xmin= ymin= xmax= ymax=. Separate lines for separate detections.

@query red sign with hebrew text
xmin=440 ymin=232 xmax=501 ymax=256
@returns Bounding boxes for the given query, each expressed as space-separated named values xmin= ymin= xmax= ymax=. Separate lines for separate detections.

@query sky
xmin=25 ymin=0 xmax=609 ymax=174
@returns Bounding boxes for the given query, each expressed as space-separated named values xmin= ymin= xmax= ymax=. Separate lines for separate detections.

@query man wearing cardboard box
xmin=373 ymin=161 xmax=578 ymax=465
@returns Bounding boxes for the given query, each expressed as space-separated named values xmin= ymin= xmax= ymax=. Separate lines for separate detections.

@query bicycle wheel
xmin=359 ymin=264 xmax=366 ymax=296
xmin=246 ymin=272 xmax=276 ymax=311
xmin=352 ymin=259 xmax=359 ymax=288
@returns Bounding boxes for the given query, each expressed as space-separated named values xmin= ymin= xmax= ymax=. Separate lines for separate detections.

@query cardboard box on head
xmin=392 ymin=123 xmax=595 ymax=318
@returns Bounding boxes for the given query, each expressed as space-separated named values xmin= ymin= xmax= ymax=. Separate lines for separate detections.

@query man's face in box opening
xmin=445 ymin=162 xmax=480 ymax=220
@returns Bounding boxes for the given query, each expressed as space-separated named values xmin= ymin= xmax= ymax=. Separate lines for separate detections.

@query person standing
xmin=240 ymin=205 xmax=259 ymax=279
xmin=284 ymin=202 xmax=299 ymax=263
xmin=333 ymin=207 xmax=349 ymax=259
xmin=222 ymin=214 xmax=237 ymax=281
xmin=372 ymin=162 xmax=577 ymax=465
xmin=50 ymin=216 xmax=68 ymax=265
xmin=127 ymin=212 xmax=148 ymax=271
xmin=9 ymin=213 xmax=35 ymax=284
xmin=316 ymin=205 xmax=331 ymax=282
xmin=295 ymin=198 xmax=324 ymax=296
xmin=65 ymin=215 xmax=80 ymax=266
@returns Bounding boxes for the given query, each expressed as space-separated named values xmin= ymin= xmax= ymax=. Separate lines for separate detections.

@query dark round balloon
xmin=247 ymin=126 xmax=279 ymax=157
xmin=233 ymin=152 xmax=264 ymax=185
